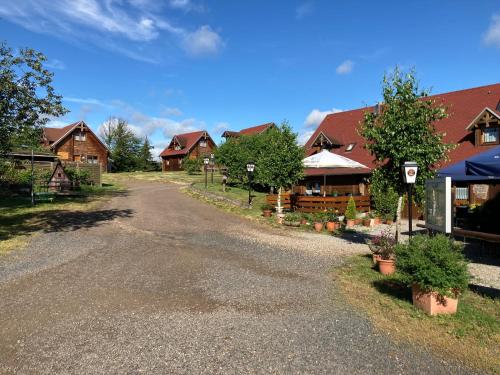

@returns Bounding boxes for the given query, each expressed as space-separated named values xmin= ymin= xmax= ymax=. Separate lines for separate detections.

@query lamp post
xmin=210 ymin=153 xmax=215 ymax=184
xmin=246 ymin=161 xmax=255 ymax=207
xmin=203 ymin=157 xmax=210 ymax=190
xmin=402 ymin=161 xmax=418 ymax=238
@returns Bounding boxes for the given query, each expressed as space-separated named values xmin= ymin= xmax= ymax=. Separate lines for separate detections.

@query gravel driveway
xmin=0 ymin=181 xmax=482 ymax=374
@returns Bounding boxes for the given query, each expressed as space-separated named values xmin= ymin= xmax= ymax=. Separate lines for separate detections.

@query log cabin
xmin=42 ymin=121 xmax=109 ymax=172
xmin=221 ymin=122 xmax=275 ymax=138
xmin=160 ymin=131 xmax=216 ymax=171
xmin=300 ymin=83 xmax=500 ymax=210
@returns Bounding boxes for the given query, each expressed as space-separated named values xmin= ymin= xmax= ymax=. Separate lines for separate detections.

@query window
xmin=86 ymin=155 xmax=98 ymax=164
xmin=174 ymin=145 xmax=182 ymax=150
xmin=199 ymin=140 xmax=207 ymax=147
xmin=345 ymin=143 xmax=356 ymax=152
xmin=74 ymin=131 xmax=86 ymax=141
xmin=483 ymin=128 xmax=498 ymax=143
xmin=455 ymin=187 xmax=468 ymax=200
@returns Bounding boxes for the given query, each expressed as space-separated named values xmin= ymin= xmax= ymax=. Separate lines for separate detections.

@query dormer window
xmin=174 ymin=145 xmax=182 ymax=150
xmin=345 ymin=143 xmax=356 ymax=152
xmin=483 ymin=128 xmax=499 ymax=143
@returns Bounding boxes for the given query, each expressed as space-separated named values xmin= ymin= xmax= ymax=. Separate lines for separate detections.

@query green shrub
xmin=312 ymin=212 xmax=326 ymax=223
xmin=284 ymin=212 xmax=301 ymax=222
xmin=395 ymin=234 xmax=470 ymax=298
xmin=324 ymin=210 xmax=338 ymax=222
xmin=65 ymin=167 xmax=91 ymax=185
xmin=183 ymin=157 xmax=202 ymax=175
xmin=301 ymin=212 xmax=313 ymax=222
xmin=345 ymin=196 xmax=357 ymax=220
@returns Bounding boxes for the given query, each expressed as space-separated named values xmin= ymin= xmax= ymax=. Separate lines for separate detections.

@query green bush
xmin=260 ymin=203 xmax=274 ymax=211
xmin=183 ymin=157 xmax=202 ymax=175
xmin=284 ymin=212 xmax=301 ymax=222
xmin=345 ymin=196 xmax=357 ymax=220
xmin=395 ymin=234 xmax=470 ymax=298
xmin=312 ymin=212 xmax=326 ymax=223
xmin=324 ymin=210 xmax=338 ymax=222
xmin=65 ymin=167 xmax=91 ymax=185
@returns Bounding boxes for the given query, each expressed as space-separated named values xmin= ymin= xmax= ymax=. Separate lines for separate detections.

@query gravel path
xmin=0 ymin=181 xmax=483 ymax=374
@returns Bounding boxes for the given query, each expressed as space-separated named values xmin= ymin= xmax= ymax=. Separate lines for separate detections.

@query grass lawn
xmin=0 ymin=182 xmax=123 ymax=255
xmin=103 ymin=171 xmax=223 ymax=185
xmin=335 ymin=254 xmax=500 ymax=373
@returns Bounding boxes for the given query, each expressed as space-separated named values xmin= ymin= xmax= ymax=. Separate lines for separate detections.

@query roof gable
xmin=222 ymin=122 xmax=275 ymax=138
xmin=160 ymin=130 xmax=214 ymax=157
xmin=43 ymin=121 xmax=109 ymax=152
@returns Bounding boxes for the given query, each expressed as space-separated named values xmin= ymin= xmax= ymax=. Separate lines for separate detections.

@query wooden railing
xmin=265 ymin=194 xmax=371 ymax=213
xmin=295 ymin=195 xmax=371 ymax=213
xmin=266 ymin=194 xmax=293 ymax=210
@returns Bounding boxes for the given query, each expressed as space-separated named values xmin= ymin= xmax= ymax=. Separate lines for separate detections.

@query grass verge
xmin=335 ymin=254 xmax=500 ymax=373
xmin=103 ymin=171 xmax=223 ymax=185
xmin=0 ymin=182 xmax=123 ymax=255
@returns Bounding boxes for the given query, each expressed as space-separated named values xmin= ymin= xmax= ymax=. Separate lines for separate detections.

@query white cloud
xmin=45 ymin=58 xmax=66 ymax=70
xmin=182 ymin=25 xmax=224 ymax=57
xmin=161 ymin=107 xmax=183 ymax=116
xmin=213 ymin=122 xmax=230 ymax=134
xmin=336 ymin=59 xmax=354 ymax=75
xmin=0 ymin=0 xmax=222 ymax=61
xmin=298 ymin=130 xmax=315 ymax=145
xmin=45 ymin=119 xmax=69 ymax=128
xmin=296 ymin=2 xmax=314 ymax=19
xmin=484 ymin=14 xmax=500 ymax=48
xmin=64 ymin=97 xmax=105 ymax=106
xmin=304 ymin=108 xmax=342 ymax=128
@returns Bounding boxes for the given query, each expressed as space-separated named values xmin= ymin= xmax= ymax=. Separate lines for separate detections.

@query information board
xmin=425 ymin=177 xmax=452 ymax=233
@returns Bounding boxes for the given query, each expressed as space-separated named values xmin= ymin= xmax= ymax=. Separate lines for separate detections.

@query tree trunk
xmin=277 ymin=186 xmax=283 ymax=214
xmin=395 ymin=195 xmax=403 ymax=243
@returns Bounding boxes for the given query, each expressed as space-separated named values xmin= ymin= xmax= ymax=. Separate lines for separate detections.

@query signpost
xmin=402 ymin=161 xmax=418 ymax=237
xmin=203 ymin=157 xmax=210 ymax=190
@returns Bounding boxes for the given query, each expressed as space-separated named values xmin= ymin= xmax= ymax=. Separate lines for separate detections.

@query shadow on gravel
xmin=0 ymin=208 xmax=134 ymax=240
xmin=338 ymin=230 xmax=372 ymax=244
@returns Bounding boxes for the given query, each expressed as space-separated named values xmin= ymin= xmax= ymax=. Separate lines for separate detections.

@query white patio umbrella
xmin=302 ymin=149 xmax=367 ymax=196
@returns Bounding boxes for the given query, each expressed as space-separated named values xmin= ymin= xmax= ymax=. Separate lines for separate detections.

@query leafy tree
xmin=257 ymin=122 xmax=304 ymax=213
xmin=183 ymin=157 xmax=202 ymax=175
xmin=0 ymin=42 xmax=68 ymax=154
xmin=100 ymin=117 xmax=142 ymax=172
xmin=360 ymin=68 xmax=453 ymax=241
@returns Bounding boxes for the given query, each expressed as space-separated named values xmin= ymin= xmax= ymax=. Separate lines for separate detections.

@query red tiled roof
xmin=43 ymin=122 xmax=80 ymax=143
xmin=160 ymin=130 xmax=210 ymax=157
xmin=304 ymin=83 xmax=500 ymax=171
xmin=222 ymin=122 xmax=275 ymax=137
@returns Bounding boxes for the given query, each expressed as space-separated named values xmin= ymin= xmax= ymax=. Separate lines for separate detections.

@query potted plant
xmin=283 ymin=212 xmax=301 ymax=227
xmin=368 ymin=228 xmax=396 ymax=273
xmin=371 ymin=211 xmax=381 ymax=226
xmin=324 ymin=210 xmax=339 ymax=232
xmin=384 ymin=213 xmax=394 ymax=225
xmin=312 ymin=212 xmax=325 ymax=232
xmin=300 ymin=212 xmax=311 ymax=225
xmin=261 ymin=204 xmax=273 ymax=217
xmin=395 ymin=234 xmax=469 ymax=315
xmin=362 ymin=213 xmax=373 ymax=227
xmin=345 ymin=196 xmax=357 ymax=228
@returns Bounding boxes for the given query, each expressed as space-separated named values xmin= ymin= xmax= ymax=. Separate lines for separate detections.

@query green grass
xmin=103 ymin=171 xmax=223 ymax=185
xmin=335 ymin=255 xmax=500 ymax=373
xmin=0 ymin=183 xmax=123 ymax=254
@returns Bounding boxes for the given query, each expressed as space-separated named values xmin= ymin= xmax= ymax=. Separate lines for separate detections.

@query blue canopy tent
xmin=438 ymin=146 xmax=500 ymax=181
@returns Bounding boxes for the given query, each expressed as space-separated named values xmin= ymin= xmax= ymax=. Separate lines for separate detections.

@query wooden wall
xmin=54 ymin=130 xmax=108 ymax=172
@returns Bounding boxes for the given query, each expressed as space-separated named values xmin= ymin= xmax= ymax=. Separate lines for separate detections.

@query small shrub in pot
xmin=395 ymin=234 xmax=470 ymax=315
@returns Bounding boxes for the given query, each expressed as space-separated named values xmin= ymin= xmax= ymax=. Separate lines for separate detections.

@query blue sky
xmin=1 ymin=0 xmax=499 ymax=157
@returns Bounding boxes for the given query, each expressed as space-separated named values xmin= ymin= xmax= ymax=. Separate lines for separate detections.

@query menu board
xmin=425 ymin=177 xmax=452 ymax=233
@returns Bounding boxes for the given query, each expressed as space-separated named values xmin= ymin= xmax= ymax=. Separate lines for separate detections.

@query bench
xmin=34 ymin=192 xmax=56 ymax=203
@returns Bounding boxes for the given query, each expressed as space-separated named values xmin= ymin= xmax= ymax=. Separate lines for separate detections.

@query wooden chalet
xmin=42 ymin=121 xmax=109 ymax=172
xmin=160 ymin=131 xmax=216 ymax=171
xmin=300 ymin=83 xmax=500 ymax=208
xmin=221 ymin=122 xmax=275 ymax=138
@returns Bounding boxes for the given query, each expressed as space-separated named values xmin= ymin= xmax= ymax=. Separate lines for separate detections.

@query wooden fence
xmin=266 ymin=194 xmax=371 ymax=213
xmin=62 ymin=162 xmax=102 ymax=186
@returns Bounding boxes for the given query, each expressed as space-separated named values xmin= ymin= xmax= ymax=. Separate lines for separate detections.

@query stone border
xmin=187 ymin=184 xmax=250 ymax=209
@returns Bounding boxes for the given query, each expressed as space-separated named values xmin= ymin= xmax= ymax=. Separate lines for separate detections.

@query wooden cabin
xmin=160 ymin=131 xmax=216 ymax=171
xmin=221 ymin=122 xmax=275 ymax=139
xmin=42 ymin=121 xmax=109 ymax=172
xmin=301 ymin=83 xmax=500 ymax=207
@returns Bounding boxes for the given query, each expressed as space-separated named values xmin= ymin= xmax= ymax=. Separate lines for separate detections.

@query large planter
xmin=262 ymin=210 xmax=272 ymax=217
xmin=314 ymin=222 xmax=324 ymax=232
xmin=326 ymin=221 xmax=339 ymax=232
xmin=378 ymin=258 xmax=396 ymax=275
xmin=411 ymin=285 xmax=458 ymax=315
xmin=284 ymin=221 xmax=301 ymax=227
xmin=345 ymin=219 xmax=356 ymax=228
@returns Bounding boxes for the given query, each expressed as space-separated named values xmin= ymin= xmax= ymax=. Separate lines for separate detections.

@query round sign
xmin=408 ymin=169 xmax=415 ymax=176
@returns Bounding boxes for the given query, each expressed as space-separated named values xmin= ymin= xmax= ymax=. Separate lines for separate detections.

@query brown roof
xmin=43 ymin=122 xmax=80 ymax=143
xmin=304 ymin=83 xmax=500 ymax=171
xmin=222 ymin=122 xmax=275 ymax=137
xmin=160 ymin=130 xmax=213 ymax=157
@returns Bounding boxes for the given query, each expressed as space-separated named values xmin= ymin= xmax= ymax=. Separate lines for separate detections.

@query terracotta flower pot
xmin=262 ymin=210 xmax=272 ymax=217
xmin=314 ymin=222 xmax=324 ymax=232
xmin=411 ymin=285 xmax=458 ymax=315
xmin=300 ymin=219 xmax=308 ymax=225
xmin=377 ymin=258 xmax=396 ymax=275
xmin=363 ymin=219 xmax=372 ymax=227
xmin=373 ymin=217 xmax=381 ymax=226
xmin=326 ymin=221 xmax=338 ymax=232
xmin=346 ymin=219 xmax=355 ymax=228
xmin=354 ymin=218 xmax=362 ymax=225
xmin=385 ymin=219 xmax=393 ymax=225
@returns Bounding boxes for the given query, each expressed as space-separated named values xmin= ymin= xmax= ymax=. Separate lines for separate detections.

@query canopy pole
xmin=323 ymin=174 xmax=326 ymax=197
